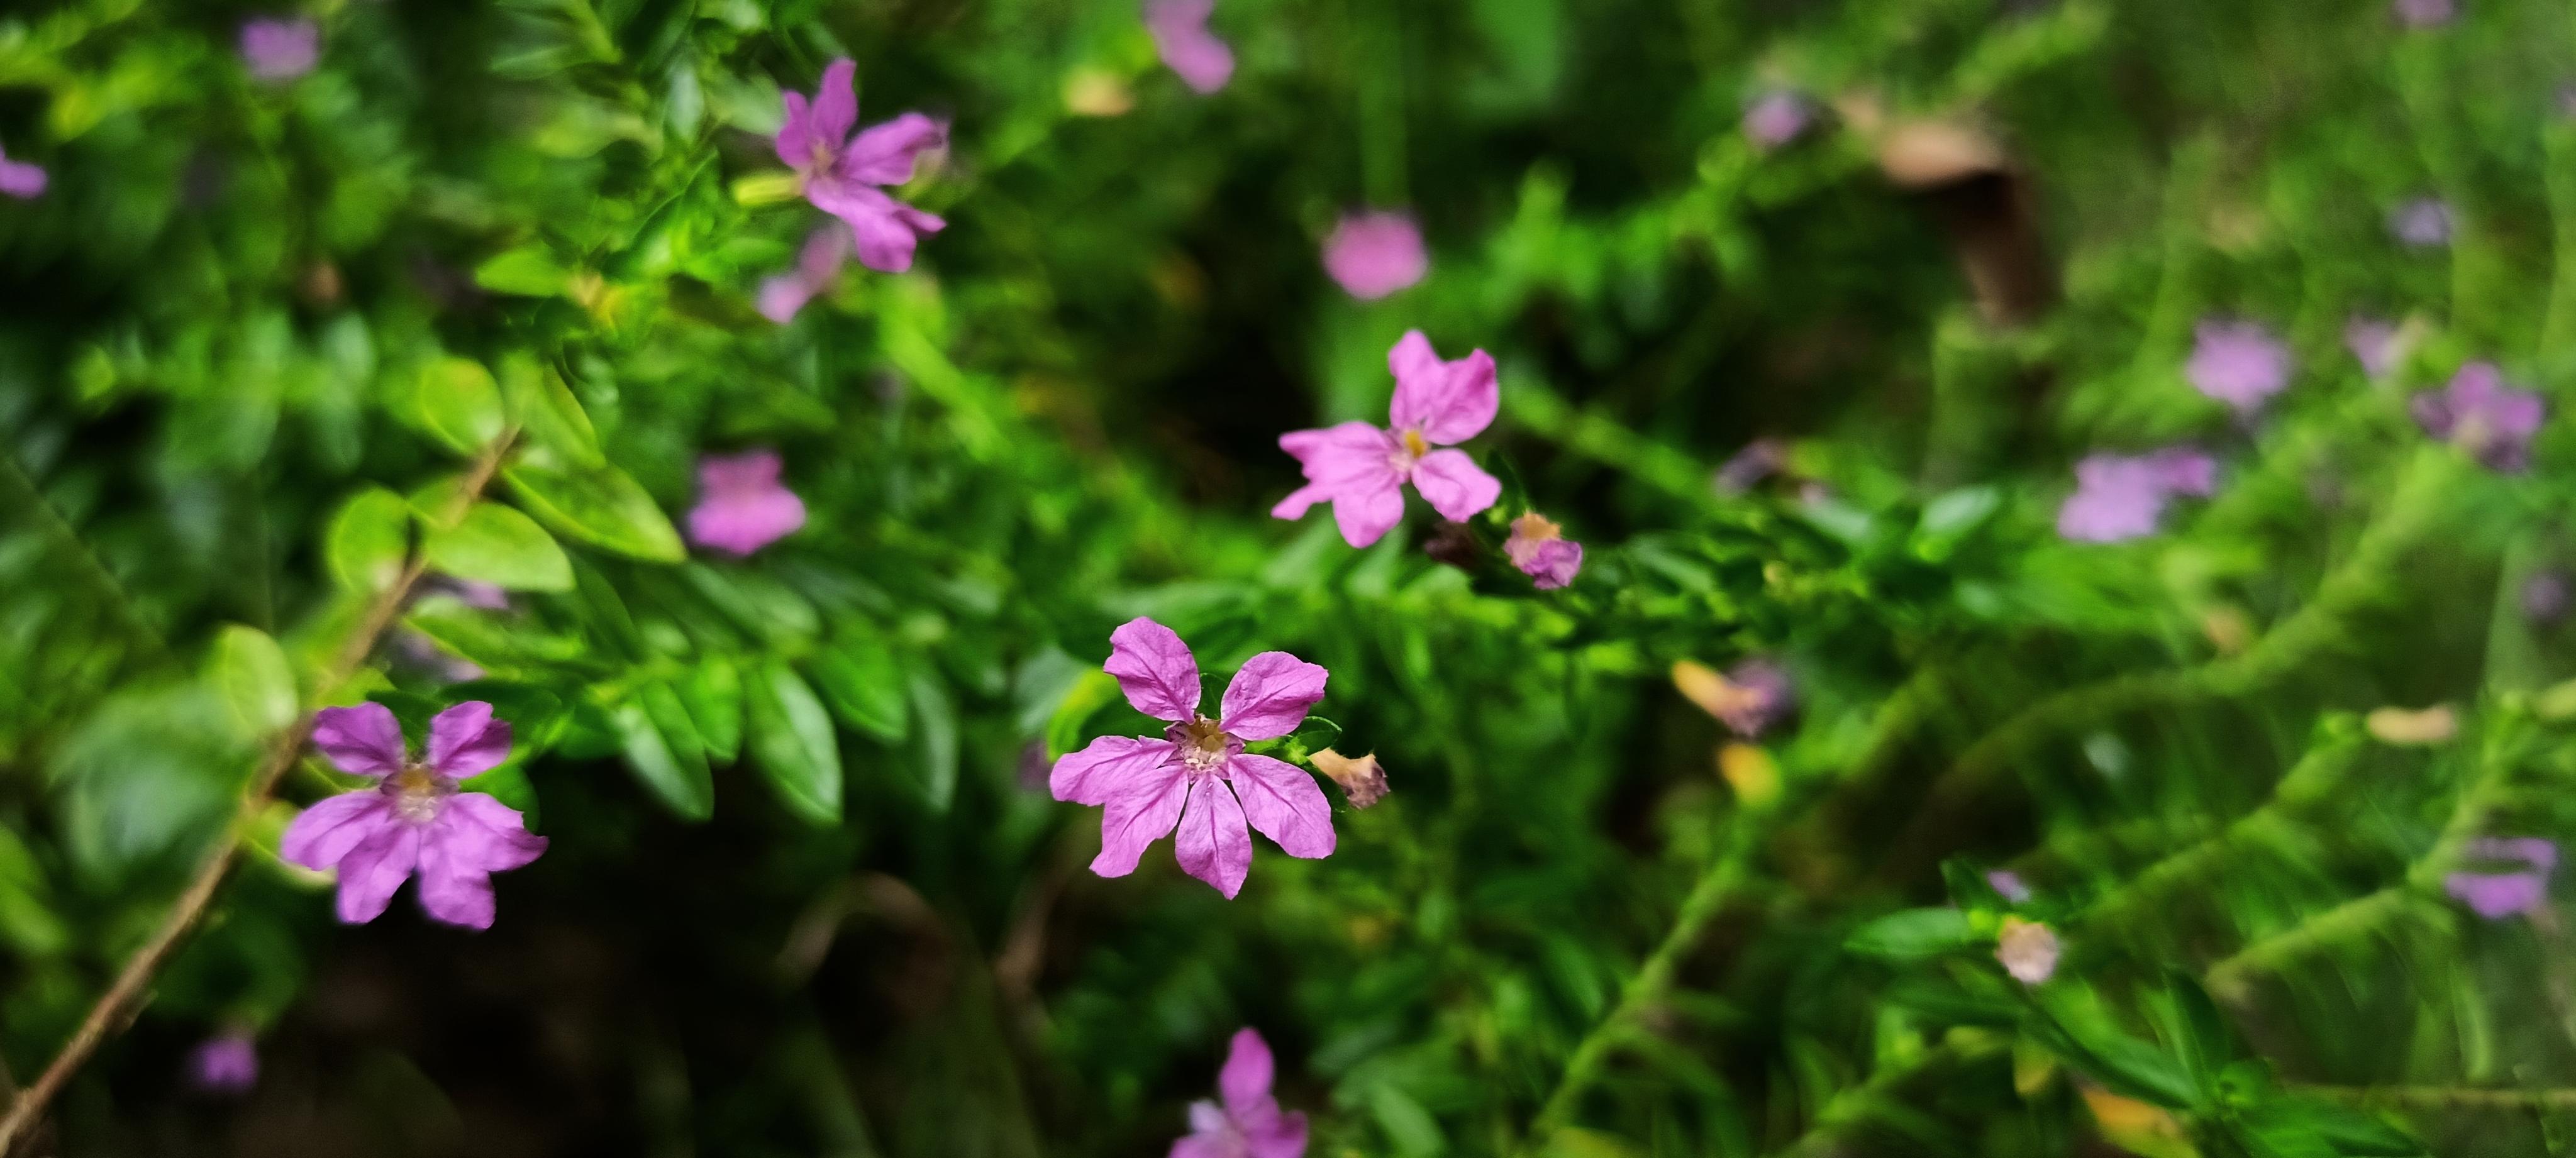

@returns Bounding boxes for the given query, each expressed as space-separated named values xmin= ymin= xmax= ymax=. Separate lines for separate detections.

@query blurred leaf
xmin=325 ymin=487 xmax=413 ymax=592
xmin=747 ymin=660 xmax=841 ymax=825
xmin=423 ymin=503 xmax=575 ymax=592
xmin=1846 ymin=908 xmax=1979 ymax=960
xmin=415 ymin=358 xmax=509 ymax=454
xmin=611 ymin=681 xmax=714 ymax=820
xmin=2230 ymin=1098 xmax=2424 ymax=1157
xmin=209 ymin=624 xmax=297 ymax=736
xmin=680 ymin=654 xmax=743 ymax=763
xmin=809 ymin=630 xmax=908 ymax=742
xmin=506 ymin=456 xmax=687 ymax=563
xmin=905 ymin=672 xmax=958 ymax=812
xmin=474 ymin=245 xmax=571 ymax=297
xmin=501 ymin=353 xmax=602 ymax=467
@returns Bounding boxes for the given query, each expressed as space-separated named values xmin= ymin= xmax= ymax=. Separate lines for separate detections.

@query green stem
xmin=2296 ymin=1083 xmax=2576 ymax=1111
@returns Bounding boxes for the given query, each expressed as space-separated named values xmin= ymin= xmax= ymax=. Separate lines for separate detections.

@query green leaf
xmin=209 ymin=624 xmax=297 ymax=735
xmin=747 ymin=661 xmax=841 ymax=825
xmin=1044 ymin=670 xmax=1122 ymax=759
xmin=1845 ymin=908 xmax=1979 ymax=960
xmin=906 ymin=673 xmax=958 ymax=812
xmin=500 ymin=353 xmax=602 ymax=467
xmin=809 ymin=631 xmax=908 ymax=742
xmin=325 ymin=487 xmax=412 ymax=592
xmin=680 ymin=655 xmax=743 ymax=763
xmin=2032 ymin=986 xmax=2199 ymax=1108
xmin=611 ymin=681 xmax=713 ymax=820
xmin=2233 ymin=1098 xmax=2425 ymax=1157
xmin=473 ymin=245 xmax=570 ymax=296
xmin=415 ymin=358 xmax=508 ymax=454
xmin=422 ymin=503 xmax=575 ymax=592
xmin=505 ymin=455 xmax=686 ymax=563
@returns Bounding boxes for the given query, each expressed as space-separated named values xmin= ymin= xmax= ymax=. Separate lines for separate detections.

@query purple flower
xmin=1504 ymin=512 xmax=1582 ymax=590
xmin=2345 ymin=316 xmax=2401 ymax=378
xmin=1714 ymin=438 xmax=1787 ymax=494
xmin=2392 ymin=0 xmax=2456 ymax=27
xmin=2524 ymin=570 xmax=2570 ymax=624
xmin=0 ymin=140 xmax=45 ymax=199
xmin=1742 ymin=91 xmax=1811 ymax=149
xmin=775 ymin=59 xmax=947 ymax=273
xmin=238 ymin=18 xmax=319 ymax=82
xmin=186 ymin=1033 xmax=258 ymax=1096
xmin=280 ymin=702 xmax=547 ymax=929
xmin=2411 ymin=361 xmax=2545 ymax=471
xmin=2057 ymin=447 xmax=2218 ymax=543
xmin=688 ymin=450 xmax=808 ymax=556
xmin=1049 ymin=618 xmax=1335 ymax=898
xmin=2445 ymin=837 xmax=2557 ymax=920
xmin=1273 ymin=330 xmax=1502 ymax=548
xmin=2390 ymin=197 xmax=2453 ymax=248
xmin=1146 ymin=0 xmax=1235 ymax=94
xmin=1673 ymin=658 xmax=1796 ymax=738
xmin=757 ymin=224 xmax=853 ymax=323
xmin=1987 ymin=869 xmax=2033 ymax=904
xmin=1174 ymin=1029 xmax=1308 ymax=1158
xmin=1321 ymin=211 xmax=1427 ymax=301
xmin=2185 ymin=320 xmax=2292 ymax=415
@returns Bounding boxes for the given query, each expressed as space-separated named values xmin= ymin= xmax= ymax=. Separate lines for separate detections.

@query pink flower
xmin=0 ymin=140 xmax=45 ymax=199
xmin=1714 ymin=437 xmax=1786 ymax=494
xmin=1172 ymin=1028 xmax=1308 ymax=1158
xmin=1741 ymin=91 xmax=1811 ymax=148
xmin=1996 ymin=917 xmax=2059 ymax=984
xmin=2390 ymin=197 xmax=2453 ymax=248
xmin=1504 ymin=512 xmax=1582 ymax=590
xmin=775 ymin=59 xmax=947 ymax=273
xmin=239 ymin=18 xmax=319 ymax=82
xmin=2345 ymin=316 xmax=2401 ymax=378
xmin=2185 ymin=319 xmax=2292 ymax=415
xmin=186 ymin=1033 xmax=258 ymax=1096
xmin=688 ymin=450 xmax=808 ymax=556
xmin=2057 ymin=447 xmax=2217 ymax=543
xmin=2392 ymin=0 xmax=2456 ymax=27
xmin=280 ymin=702 xmax=547 ymax=929
xmin=1273 ymin=330 xmax=1502 ymax=548
xmin=1987 ymin=869 xmax=2033 ymax=904
xmin=1049 ymin=618 xmax=1335 ymax=898
xmin=1322 ymin=211 xmax=1428 ymax=300
xmin=2412 ymin=361 xmax=2545 ymax=471
xmin=757 ymin=224 xmax=853 ymax=323
xmin=2445 ymin=837 xmax=2557 ymax=920
xmin=1146 ymin=0 xmax=1235 ymax=94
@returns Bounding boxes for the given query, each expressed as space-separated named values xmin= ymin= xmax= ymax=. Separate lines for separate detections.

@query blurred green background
xmin=6 ymin=0 xmax=2576 ymax=1154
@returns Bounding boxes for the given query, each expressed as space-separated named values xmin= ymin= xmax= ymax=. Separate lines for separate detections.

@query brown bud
xmin=1310 ymin=748 xmax=1388 ymax=809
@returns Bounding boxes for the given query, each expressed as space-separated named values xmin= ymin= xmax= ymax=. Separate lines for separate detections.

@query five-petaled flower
xmin=1146 ymin=0 xmax=1235 ymax=94
xmin=0 ymin=140 xmax=45 ymax=199
xmin=689 ymin=450 xmax=808 ymax=556
xmin=1172 ymin=1028 xmax=1308 ymax=1158
xmin=1504 ymin=512 xmax=1583 ymax=590
xmin=2412 ymin=361 xmax=2545 ymax=471
xmin=2057 ymin=447 xmax=2216 ymax=543
xmin=1322 ymin=211 xmax=1428 ymax=301
xmin=1050 ymin=618 xmax=1336 ymax=898
xmin=776 ymin=59 xmax=947 ymax=273
xmin=1273 ymin=330 xmax=1502 ymax=548
xmin=758 ymin=224 xmax=853 ymax=323
xmin=280 ymin=702 xmax=547 ymax=929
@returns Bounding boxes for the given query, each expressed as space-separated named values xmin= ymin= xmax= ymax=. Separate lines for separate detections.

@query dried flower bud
xmin=1311 ymin=748 xmax=1388 ymax=809
xmin=2365 ymin=704 xmax=2456 ymax=745
xmin=1716 ymin=743 xmax=1780 ymax=808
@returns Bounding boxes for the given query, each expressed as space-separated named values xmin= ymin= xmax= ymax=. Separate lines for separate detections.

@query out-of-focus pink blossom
xmin=2392 ymin=0 xmax=2456 ymax=27
xmin=187 ymin=1033 xmax=259 ymax=1096
xmin=1987 ymin=869 xmax=2033 ymax=904
xmin=239 ymin=18 xmax=319 ymax=82
xmin=2345 ymin=316 xmax=2401 ymax=378
xmin=775 ymin=60 xmax=947 ymax=272
xmin=758 ymin=225 xmax=854 ymax=323
xmin=1171 ymin=1028 xmax=1307 ymax=1158
xmin=0 ymin=140 xmax=45 ymax=199
xmin=1274 ymin=330 xmax=1501 ymax=547
xmin=2057 ymin=447 xmax=2217 ymax=543
xmin=1742 ymin=91 xmax=1811 ymax=149
xmin=1049 ymin=619 xmax=1335 ymax=898
xmin=2412 ymin=361 xmax=2545 ymax=471
xmin=1715 ymin=438 xmax=1787 ymax=494
xmin=688 ymin=450 xmax=808 ymax=556
xmin=1997 ymin=917 xmax=2059 ymax=983
xmin=2523 ymin=570 xmax=2570 ymax=624
xmin=1146 ymin=0 xmax=1235 ymax=94
xmin=1673 ymin=658 xmax=1796 ymax=739
xmin=2445 ymin=837 xmax=2557 ymax=920
xmin=2185 ymin=319 xmax=2292 ymax=415
xmin=1321 ymin=211 xmax=1428 ymax=300
xmin=2390 ymin=197 xmax=2453 ymax=248
xmin=1504 ymin=512 xmax=1582 ymax=590
xmin=280 ymin=702 xmax=547 ymax=929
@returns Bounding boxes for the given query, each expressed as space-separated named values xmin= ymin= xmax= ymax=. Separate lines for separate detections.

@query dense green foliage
xmin=6 ymin=0 xmax=2576 ymax=1154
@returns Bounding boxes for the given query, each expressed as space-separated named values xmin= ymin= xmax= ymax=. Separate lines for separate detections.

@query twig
xmin=2296 ymin=1083 xmax=2576 ymax=1111
xmin=0 ymin=436 xmax=514 ymax=1154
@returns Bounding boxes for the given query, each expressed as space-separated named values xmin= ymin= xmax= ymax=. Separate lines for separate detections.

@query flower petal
xmin=1106 ymin=617 xmax=1202 ymax=721
xmin=1387 ymin=334 xmax=1497 ymax=444
xmin=1331 ymin=478 xmax=1407 ymax=548
xmin=757 ymin=274 xmax=817 ymax=324
xmin=1090 ymin=762 xmax=1189 ymax=878
xmin=1408 ymin=449 xmax=1501 ymax=521
xmin=279 ymin=790 xmax=396 ymax=870
xmin=414 ymin=825 xmax=499 ymax=929
xmin=425 ymin=702 xmax=513 ymax=780
xmin=809 ymin=58 xmax=858 ymax=154
xmin=442 ymin=792 xmax=550 ymax=873
xmin=1269 ymin=482 xmax=1332 ymax=521
xmin=1219 ymin=1027 xmax=1276 ymax=1115
xmin=1051 ymin=735 xmax=1180 ymax=805
xmin=1145 ymin=0 xmax=1234 ymax=94
xmin=1225 ymin=755 xmax=1335 ymax=858
xmin=311 ymin=703 xmax=407 ymax=776
xmin=1247 ymin=1110 xmax=1309 ymax=1158
xmin=333 ymin=823 xmax=423 ymax=924
xmin=838 ymin=113 xmax=947 ymax=186
xmin=0 ymin=157 xmax=47 ymax=199
xmin=1174 ymin=775 xmax=1253 ymax=897
xmin=689 ymin=489 xmax=808 ymax=556
xmin=773 ymin=91 xmax=818 ymax=170
xmin=808 ymin=183 xmax=944 ymax=273
xmin=1218 ymin=653 xmax=1328 ymax=741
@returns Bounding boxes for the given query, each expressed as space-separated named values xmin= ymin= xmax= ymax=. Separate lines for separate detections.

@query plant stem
xmin=2296 ymin=1083 xmax=2576 ymax=1111
xmin=0 ymin=435 xmax=514 ymax=1155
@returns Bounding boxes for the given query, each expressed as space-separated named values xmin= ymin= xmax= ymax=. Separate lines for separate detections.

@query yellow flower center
xmin=1402 ymin=429 xmax=1430 ymax=459
xmin=1173 ymin=717 xmax=1233 ymax=773
xmin=387 ymin=766 xmax=448 ymax=824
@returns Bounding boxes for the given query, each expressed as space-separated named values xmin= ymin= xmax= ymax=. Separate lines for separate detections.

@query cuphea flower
xmin=1742 ymin=91 xmax=1811 ymax=148
xmin=2445 ymin=837 xmax=2557 ymax=920
xmin=0 ymin=140 xmax=45 ymax=199
xmin=1308 ymin=747 xmax=1387 ymax=809
xmin=281 ymin=702 xmax=547 ymax=929
xmin=239 ymin=18 xmax=319 ymax=82
xmin=2345 ymin=316 xmax=2401 ymax=378
xmin=1996 ymin=916 xmax=2060 ymax=983
xmin=1322 ymin=211 xmax=1428 ymax=300
xmin=1504 ymin=512 xmax=1583 ymax=590
xmin=1987 ymin=869 xmax=2033 ymax=904
xmin=2412 ymin=361 xmax=2545 ymax=471
xmin=775 ymin=59 xmax=947 ymax=273
xmin=1173 ymin=1028 xmax=1307 ymax=1158
xmin=688 ymin=450 xmax=808 ymax=556
xmin=186 ymin=1033 xmax=258 ymax=1096
xmin=1273 ymin=330 xmax=1501 ymax=548
xmin=2185 ymin=320 xmax=2292 ymax=415
xmin=1672 ymin=658 xmax=1796 ymax=738
xmin=758 ymin=224 xmax=853 ymax=323
xmin=2392 ymin=0 xmax=2456 ymax=27
xmin=1050 ymin=618 xmax=1335 ymax=898
xmin=1146 ymin=0 xmax=1235 ymax=94
xmin=2057 ymin=447 xmax=2216 ymax=543
xmin=2390 ymin=197 xmax=2453 ymax=248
